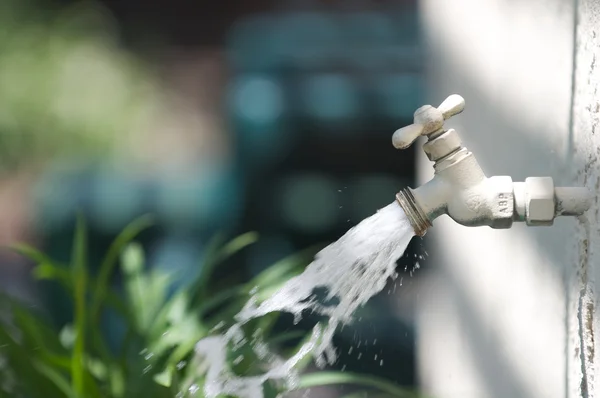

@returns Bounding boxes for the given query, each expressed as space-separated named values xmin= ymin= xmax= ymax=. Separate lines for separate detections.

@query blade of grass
xmin=267 ymin=330 xmax=307 ymax=345
xmin=197 ymin=285 xmax=245 ymax=317
xmin=297 ymin=372 xmax=423 ymax=398
xmin=71 ymin=214 xmax=87 ymax=398
xmin=90 ymin=214 xmax=154 ymax=327
xmin=192 ymin=232 xmax=225 ymax=287
xmin=192 ymin=232 xmax=258 ymax=304
xmin=12 ymin=305 xmax=65 ymax=355
xmin=10 ymin=242 xmax=64 ymax=267
xmin=32 ymin=359 xmax=77 ymax=398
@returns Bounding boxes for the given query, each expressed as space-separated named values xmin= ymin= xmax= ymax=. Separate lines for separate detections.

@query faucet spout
xmin=393 ymin=94 xmax=592 ymax=237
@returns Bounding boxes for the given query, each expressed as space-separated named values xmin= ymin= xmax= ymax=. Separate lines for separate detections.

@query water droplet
xmin=144 ymin=352 xmax=154 ymax=361
xmin=249 ymin=286 xmax=259 ymax=295
xmin=142 ymin=365 xmax=152 ymax=374
xmin=348 ymin=347 xmax=353 ymax=354
xmin=357 ymin=352 xmax=362 ymax=360
xmin=176 ymin=361 xmax=187 ymax=370
xmin=373 ymin=339 xmax=377 ymax=345
xmin=380 ymin=359 xmax=384 ymax=366
xmin=210 ymin=321 xmax=226 ymax=333
xmin=374 ymin=354 xmax=378 ymax=360
xmin=233 ymin=355 xmax=244 ymax=365
xmin=341 ymin=364 xmax=347 ymax=372
xmin=188 ymin=384 xmax=200 ymax=395
xmin=293 ymin=312 xmax=302 ymax=325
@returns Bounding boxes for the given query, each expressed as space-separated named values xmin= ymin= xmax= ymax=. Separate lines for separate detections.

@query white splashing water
xmin=190 ymin=202 xmax=415 ymax=398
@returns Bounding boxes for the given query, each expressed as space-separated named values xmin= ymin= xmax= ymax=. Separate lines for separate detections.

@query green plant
xmin=0 ymin=0 xmax=161 ymax=174
xmin=0 ymin=215 xmax=425 ymax=398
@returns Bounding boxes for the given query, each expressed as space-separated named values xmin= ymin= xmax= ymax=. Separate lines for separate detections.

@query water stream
xmin=189 ymin=202 xmax=415 ymax=397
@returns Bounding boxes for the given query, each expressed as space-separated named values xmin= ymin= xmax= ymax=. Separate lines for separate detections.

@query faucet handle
xmin=392 ymin=94 xmax=465 ymax=149
xmin=438 ymin=94 xmax=465 ymax=120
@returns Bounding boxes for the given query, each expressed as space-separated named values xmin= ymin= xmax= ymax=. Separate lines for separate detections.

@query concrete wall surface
xmin=414 ymin=0 xmax=600 ymax=397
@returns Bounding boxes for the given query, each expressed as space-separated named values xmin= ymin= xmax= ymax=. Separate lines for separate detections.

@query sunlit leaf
xmin=153 ymin=366 xmax=173 ymax=388
xmin=121 ymin=242 xmax=145 ymax=276
xmin=59 ymin=323 xmax=76 ymax=349
xmin=86 ymin=356 xmax=108 ymax=381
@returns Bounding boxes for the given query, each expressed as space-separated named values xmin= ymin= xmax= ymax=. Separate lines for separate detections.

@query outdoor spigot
xmin=394 ymin=94 xmax=592 ymax=237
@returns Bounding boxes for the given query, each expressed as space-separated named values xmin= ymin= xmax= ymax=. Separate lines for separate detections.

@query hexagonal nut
xmin=423 ymin=129 xmax=462 ymax=161
xmin=487 ymin=176 xmax=514 ymax=229
xmin=525 ymin=177 xmax=555 ymax=226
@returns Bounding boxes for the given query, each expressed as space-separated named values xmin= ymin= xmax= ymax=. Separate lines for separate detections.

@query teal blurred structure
xmin=29 ymin=0 xmax=424 ymax=389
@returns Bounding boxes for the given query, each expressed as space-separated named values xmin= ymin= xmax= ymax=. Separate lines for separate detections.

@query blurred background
xmin=0 ymin=0 xmax=426 ymax=395
xmin=2 ymin=0 xmax=596 ymax=397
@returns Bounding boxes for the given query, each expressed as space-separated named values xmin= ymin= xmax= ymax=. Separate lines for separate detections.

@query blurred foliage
xmin=0 ymin=0 xmax=161 ymax=173
xmin=0 ymin=216 xmax=425 ymax=398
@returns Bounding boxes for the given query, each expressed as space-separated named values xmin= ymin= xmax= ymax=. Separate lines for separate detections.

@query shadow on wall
xmin=418 ymin=84 xmax=579 ymax=396
xmin=414 ymin=1 xmax=589 ymax=396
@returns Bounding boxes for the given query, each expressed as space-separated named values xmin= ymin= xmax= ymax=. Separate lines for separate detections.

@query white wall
xmin=415 ymin=1 xmax=587 ymax=397
xmin=572 ymin=1 xmax=600 ymax=396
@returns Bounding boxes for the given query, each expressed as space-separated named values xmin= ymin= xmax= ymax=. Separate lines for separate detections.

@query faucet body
xmin=393 ymin=95 xmax=592 ymax=236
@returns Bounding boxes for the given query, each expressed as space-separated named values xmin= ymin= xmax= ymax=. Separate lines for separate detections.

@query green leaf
xmin=197 ymin=285 xmax=245 ymax=316
xmin=10 ymin=242 xmax=59 ymax=267
xmin=32 ymin=359 xmax=77 ymax=398
xmin=268 ymin=330 xmax=307 ymax=346
xmin=59 ymin=323 xmax=76 ymax=349
xmin=109 ymin=368 xmax=125 ymax=398
xmin=297 ymin=372 xmax=424 ymax=398
xmin=86 ymin=356 xmax=108 ymax=381
xmin=214 ymin=232 xmax=259 ymax=265
xmin=90 ymin=215 xmax=154 ymax=326
xmin=32 ymin=262 xmax=71 ymax=283
xmin=12 ymin=304 xmax=65 ymax=355
xmin=121 ymin=242 xmax=145 ymax=276
xmin=193 ymin=232 xmax=259 ymax=304
xmin=71 ymin=214 xmax=88 ymax=398
xmin=153 ymin=366 xmax=173 ymax=387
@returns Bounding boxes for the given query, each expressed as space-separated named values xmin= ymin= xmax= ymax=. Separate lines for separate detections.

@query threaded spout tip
xmin=396 ymin=188 xmax=431 ymax=237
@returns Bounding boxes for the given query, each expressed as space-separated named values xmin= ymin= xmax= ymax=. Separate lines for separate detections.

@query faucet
xmin=393 ymin=94 xmax=592 ymax=237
